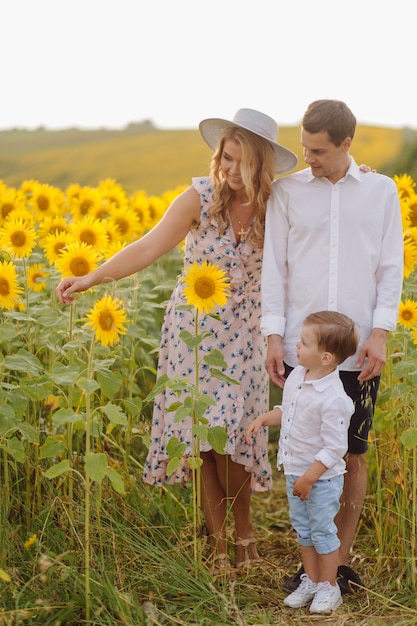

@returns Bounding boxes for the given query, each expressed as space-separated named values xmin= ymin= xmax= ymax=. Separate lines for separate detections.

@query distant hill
xmin=0 ymin=121 xmax=414 ymax=195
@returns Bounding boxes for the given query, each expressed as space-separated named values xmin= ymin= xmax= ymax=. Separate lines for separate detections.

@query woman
xmin=55 ymin=108 xmax=298 ymax=571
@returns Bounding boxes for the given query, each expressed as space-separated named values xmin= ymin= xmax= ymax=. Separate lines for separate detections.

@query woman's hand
xmin=56 ymin=274 xmax=95 ymax=304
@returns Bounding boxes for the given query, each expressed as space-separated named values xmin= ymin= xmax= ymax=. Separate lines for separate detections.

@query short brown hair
xmin=303 ymin=310 xmax=359 ymax=364
xmin=302 ymin=99 xmax=357 ymax=146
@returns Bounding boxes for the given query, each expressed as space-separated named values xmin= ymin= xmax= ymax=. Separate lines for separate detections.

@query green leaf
xmin=85 ymin=452 xmax=108 ymax=483
xmin=106 ymin=467 xmax=126 ymax=494
xmin=18 ymin=421 xmax=39 ymax=444
xmin=204 ymin=349 xmax=228 ymax=368
xmin=39 ymin=436 xmax=67 ymax=459
xmin=208 ymin=426 xmax=227 ymax=454
xmin=400 ymin=427 xmax=417 ymax=449
xmin=44 ymin=460 xmax=72 ymax=479
xmin=166 ymin=437 xmax=186 ymax=458
xmin=96 ymin=370 xmax=122 ymax=400
xmin=101 ymin=403 xmax=128 ymax=426
xmin=179 ymin=329 xmax=213 ymax=348
xmin=188 ymin=456 xmax=203 ymax=470
xmin=166 ymin=456 xmax=181 ymax=477
xmin=122 ymin=396 xmax=143 ymax=416
xmin=174 ymin=406 xmax=192 ymax=422
xmin=52 ymin=408 xmax=85 ymax=426
xmin=1 ymin=437 xmax=25 ymax=462
xmin=49 ymin=364 xmax=81 ymax=385
xmin=76 ymin=378 xmax=100 ymax=395
xmin=210 ymin=368 xmax=239 ymax=385
xmin=192 ymin=424 xmax=208 ymax=441
xmin=3 ymin=350 xmax=43 ymax=376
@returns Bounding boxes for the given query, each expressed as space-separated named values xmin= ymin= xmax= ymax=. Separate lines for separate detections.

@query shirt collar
xmin=305 ymin=156 xmax=359 ymax=183
xmin=301 ymin=366 xmax=341 ymax=391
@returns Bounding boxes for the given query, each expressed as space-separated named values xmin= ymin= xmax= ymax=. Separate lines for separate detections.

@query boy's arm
xmin=292 ymin=460 xmax=327 ymax=501
xmin=244 ymin=407 xmax=282 ymax=444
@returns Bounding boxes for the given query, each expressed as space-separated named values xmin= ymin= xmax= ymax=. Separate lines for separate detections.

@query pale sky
xmin=3 ymin=0 xmax=415 ymax=131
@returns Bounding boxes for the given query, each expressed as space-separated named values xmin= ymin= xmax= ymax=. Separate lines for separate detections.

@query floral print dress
xmin=143 ymin=177 xmax=272 ymax=492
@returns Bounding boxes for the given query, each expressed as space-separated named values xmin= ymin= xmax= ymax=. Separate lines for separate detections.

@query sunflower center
xmin=114 ymin=218 xmax=128 ymax=235
xmin=1 ymin=203 xmax=14 ymax=219
xmin=194 ymin=277 xmax=216 ymax=299
xmin=403 ymin=310 xmax=413 ymax=321
xmin=69 ymin=256 xmax=90 ymax=276
xmin=80 ymin=200 xmax=93 ymax=215
xmin=36 ymin=195 xmax=50 ymax=211
xmin=11 ymin=231 xmax=26 ymax=247
xmin=0 ymin=278 xmax=10 ymax=297
xmin=81 ymin=231 xmax=96 ymax=246
xmin=99 ymin=310 xmax=115 ymax=331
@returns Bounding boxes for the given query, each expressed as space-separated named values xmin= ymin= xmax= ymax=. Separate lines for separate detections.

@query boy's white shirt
xmin=277 ymin=365 xmax=354 ymax=478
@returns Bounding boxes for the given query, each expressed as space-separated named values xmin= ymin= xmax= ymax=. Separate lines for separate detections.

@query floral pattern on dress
xmin=143 ymin=177 xmax=272 ymax=492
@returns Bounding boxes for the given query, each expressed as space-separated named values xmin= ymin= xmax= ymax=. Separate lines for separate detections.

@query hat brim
xmin=199 ymin=117 xmax=298 ymax=175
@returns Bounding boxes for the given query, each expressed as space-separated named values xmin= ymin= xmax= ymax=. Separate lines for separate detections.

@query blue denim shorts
xmin=286 ymin=474 xmax=344 ymax=555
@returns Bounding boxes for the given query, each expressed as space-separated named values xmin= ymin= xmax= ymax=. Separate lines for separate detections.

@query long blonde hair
xmin=208 ymin=127 xmax=275 ymax=248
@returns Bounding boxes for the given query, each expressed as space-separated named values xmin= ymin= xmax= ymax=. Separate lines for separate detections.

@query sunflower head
xmin=398 ymin=299 xmax=417 ymax=329
xmin=86 ymin=295 xmax=128 ymax=346
xmin=183 ymin=261 xmax=230 ymax=315
xmin=54 ymin=241 xmax=102 ymax=278
xmin=0 ymin=260 xmax=23 ymax=310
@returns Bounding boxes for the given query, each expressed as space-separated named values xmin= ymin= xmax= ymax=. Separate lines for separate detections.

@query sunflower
xmin=403 ymin=236 xmax=417 ymax=279
xmin=147 ymin=195 xmax=166 ymax=229
xmin=108 ymin=205 xmax=141 ymax=243
xmin=41 ymin=231 xmax=72 ymax=265
xmin=28 ymin=183 xmax=64 ymax=220
xmin=86 ymin=295 xmax=128 ymax=346
xmin=103 ymin=240 xmax=127 ymax=261
xmin=37 ymin=215 xmax=70 ymax=240
xmin=183 ymin=261 xmax=230 ymax=315
xmin=407 ymin=193 xmax=417 ymax=228
xmin=398 ymin=299 xmax=417 ymax=329
xmin=98 ymin=179 xmax=128 ymax=209
xmin=69 ymin=214 xmax=109 ymax=251
xmin=0 ymin=188 xmax=26 ymax=225
xmin=0 ymin=217 xmax=37 ymax=258
xmin=68 ymin=186 xmax=104 ymax=222
xmin=0 ymin=260 xmax=23 ymax=310
xmin=54 ymin=241 xmax=101 ymax=278
xmin=393 ymin=174 xmax=416 ymax=200
xmin=129 ymin=192 xmax=152 ymax=234
xmin=27 ymin=264 xmax=49 ymax=292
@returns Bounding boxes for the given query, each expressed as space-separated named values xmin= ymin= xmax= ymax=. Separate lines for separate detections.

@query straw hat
xmin=199 ymin=108 xmax=298 ymax=174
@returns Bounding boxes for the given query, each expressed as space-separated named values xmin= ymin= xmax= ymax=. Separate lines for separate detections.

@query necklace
xmin=235 ymin=210 xmax=256 ymax=242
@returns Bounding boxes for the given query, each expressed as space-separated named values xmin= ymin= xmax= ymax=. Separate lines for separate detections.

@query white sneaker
xmin=283 ymin=573 xmax=318 ymax=608
xmin=309 ymin=581 xmax=342 ymax=614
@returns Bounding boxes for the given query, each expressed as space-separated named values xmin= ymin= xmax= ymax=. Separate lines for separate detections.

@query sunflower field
xmin=0 ymin=173 xmax=417 ymax=625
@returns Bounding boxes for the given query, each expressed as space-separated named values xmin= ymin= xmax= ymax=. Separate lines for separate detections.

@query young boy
xmin=246 ymin=310 xmax=359 ymax=614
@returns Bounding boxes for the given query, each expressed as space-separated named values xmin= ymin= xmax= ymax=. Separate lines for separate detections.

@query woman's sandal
xmin=212 ymin=553 xmax=233 ymax=576
xmin=235 ymin=538 xmax=262 ymax=568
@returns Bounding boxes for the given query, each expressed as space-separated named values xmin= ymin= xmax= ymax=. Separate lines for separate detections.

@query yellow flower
xmin=108 ymin=205 xmax=141 ymax=243
xmin=129 ymin=191 xmax=152 ymax=234
xmin=68 ymin=186 xmax=104 ymax=221
xmin=0 ymin=260 xmax=23 ymax=310
xmin=0 ymin=217 xmax=37 ymax=259
xmin=183 ymin=261 xmax=230 ymax=315
xmin=29 ymin=183 xmax=64 ymax=219
xmin=55 ymin=241 xmax=101 ymax=278
xmin=393 ymin=173 xmax=416 ymax=200
xmin=407 ymin=193 xmax=417 ymax=228
xmin=0 ymin=188 xmax=26 ymax=225
xmin=398 ymin=299 xmax=417 ymax=329
xmin=37 ymin=215 xmax=70 ymax=240
xmin=86 ymin=295 xmax=128 ymax=346
xmin=69 ymin=215 xmax=109 ymax=251
xmin=98 ymin=178 xmax=128 ymax=208
xmin=403 ymin=236 xmax=417 ymax=279
xmin=24 ymin=534 xmax=37 ymax=549
xmin=27 ymin=264 xmax=49 ymax=292
xmin=41 ymin=231 xmax=72 ymax=265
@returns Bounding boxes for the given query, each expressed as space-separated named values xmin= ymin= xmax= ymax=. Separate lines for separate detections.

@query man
xmin=261 ymin=99 xmax=404 ymax=595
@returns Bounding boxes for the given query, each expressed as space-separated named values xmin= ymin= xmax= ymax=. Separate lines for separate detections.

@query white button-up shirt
xmin=261 ymin=159 xmax=404 ymax=370
xmin=277 ymin=366 xmax=354 ymax=478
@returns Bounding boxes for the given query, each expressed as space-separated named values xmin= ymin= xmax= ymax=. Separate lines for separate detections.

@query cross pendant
xmin=238 ymin=226 xmax=246 ymax=241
